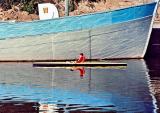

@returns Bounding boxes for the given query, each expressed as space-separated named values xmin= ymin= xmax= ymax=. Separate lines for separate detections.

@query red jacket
xmin=76 ymin=55 xmax=86 ymax=63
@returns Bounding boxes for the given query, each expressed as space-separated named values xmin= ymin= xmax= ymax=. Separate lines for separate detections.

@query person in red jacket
xmin=76 ymin=53 xmax=86 ymax=63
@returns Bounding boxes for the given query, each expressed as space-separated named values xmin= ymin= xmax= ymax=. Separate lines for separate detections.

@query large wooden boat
xmin=0 ymin=1 xmax=158 ymax=61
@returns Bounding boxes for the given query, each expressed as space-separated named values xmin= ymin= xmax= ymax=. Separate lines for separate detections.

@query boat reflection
xmin=0 ymin=60 xmax=158 ymax=113
xmin=145 ymin=58 xmax=160 ymax=113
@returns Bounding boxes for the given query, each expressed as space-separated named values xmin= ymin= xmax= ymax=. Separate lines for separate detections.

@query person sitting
xmin=76 ymin=53 xmax=86 ymax=63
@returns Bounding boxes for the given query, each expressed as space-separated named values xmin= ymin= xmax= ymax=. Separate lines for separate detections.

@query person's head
xmin=80 ymin=53 xmax=83 ymax=56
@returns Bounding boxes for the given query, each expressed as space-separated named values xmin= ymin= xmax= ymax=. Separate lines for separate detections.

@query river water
xmin=0 ymin=59 xmax=159 ymax=113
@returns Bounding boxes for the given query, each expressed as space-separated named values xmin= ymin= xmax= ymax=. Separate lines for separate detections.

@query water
xmin=0 ymin=59 xmax=159 ymax=113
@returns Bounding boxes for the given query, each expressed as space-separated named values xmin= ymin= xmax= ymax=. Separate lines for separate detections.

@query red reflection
xmin=70 ymin=67 xmax=85 ymax=78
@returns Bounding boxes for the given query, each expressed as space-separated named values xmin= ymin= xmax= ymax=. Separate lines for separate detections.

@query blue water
xmin=0 ymin=2 xmax=156 ymax=39
xmin=0 ymin=59 xmax=159 ymax=113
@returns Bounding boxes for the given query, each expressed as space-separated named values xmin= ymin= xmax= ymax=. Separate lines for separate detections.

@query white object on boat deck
xmin=38 ymin=3 xmax=59 ymax=20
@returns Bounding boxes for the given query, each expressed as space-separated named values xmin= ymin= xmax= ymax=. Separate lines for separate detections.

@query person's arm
xmin=76 ymin=55 xmax=82 ymax=63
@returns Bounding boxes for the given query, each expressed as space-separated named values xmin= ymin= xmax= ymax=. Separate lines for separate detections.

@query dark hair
xmin=80 ymin=53 xmax=83 ymax=55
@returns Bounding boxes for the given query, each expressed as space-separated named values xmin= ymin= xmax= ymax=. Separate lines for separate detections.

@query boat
xmin=33 ymin=61 xmax=127 ymax=68
xmin=0 ymin=1 xmax=159 ymax=61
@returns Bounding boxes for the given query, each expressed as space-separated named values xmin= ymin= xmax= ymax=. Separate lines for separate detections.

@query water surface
xmin=0 ymin=59 xmax=158 ymax=113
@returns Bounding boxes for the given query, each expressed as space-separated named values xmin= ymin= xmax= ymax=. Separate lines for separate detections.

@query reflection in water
xmin=70 ymin=67 xmax=85 ymax=78
xmin=39 ymin=103 xmax=117 ymax=113
xmin=0 ymin=102 xmax=39 ymax=113
xmin=145 ymin=58 xmax=160 ymax=113
xmin=0 ymin=60 xmax=158 ymax=112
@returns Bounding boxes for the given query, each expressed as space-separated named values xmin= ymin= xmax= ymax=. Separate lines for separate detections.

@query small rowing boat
xmin=33 ymin=62 xmax=127 ymax=68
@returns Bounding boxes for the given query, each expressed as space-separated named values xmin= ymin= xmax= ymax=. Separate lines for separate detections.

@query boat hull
xmin=0 ymin=16 xmax=153 ymax=60
xmin=0 ymin=2 xmax=157 ymax=60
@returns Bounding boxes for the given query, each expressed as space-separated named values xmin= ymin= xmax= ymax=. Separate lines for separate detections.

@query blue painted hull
xmin=0 ymin=2 xmax=157 ymax=60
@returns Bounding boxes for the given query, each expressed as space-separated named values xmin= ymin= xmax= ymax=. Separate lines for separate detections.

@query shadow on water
xmin=144 ymin=28 xmax=160 ymax=113
xmin=0 ymin=102 xmax=39 ymax=113
xmin=0 ymin=60 xmax=159 ymax=113
xmin=145 ymin=58 xmax=160 ymax=113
